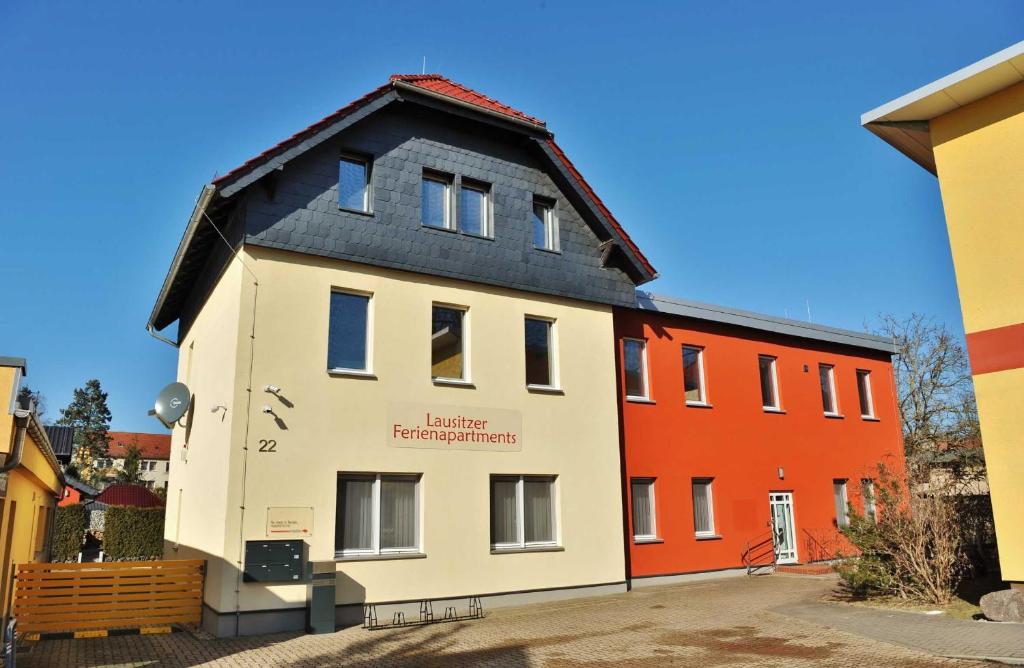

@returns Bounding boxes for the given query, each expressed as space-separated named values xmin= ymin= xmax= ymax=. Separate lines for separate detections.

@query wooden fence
xmin=12 ymin=559 xmax=204 ymax=634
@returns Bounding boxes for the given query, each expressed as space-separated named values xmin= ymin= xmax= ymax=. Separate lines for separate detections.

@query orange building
xmin=615 ymin=294 xmax=906 ymax=583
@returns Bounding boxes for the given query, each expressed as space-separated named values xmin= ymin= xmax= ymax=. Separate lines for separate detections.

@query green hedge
xmin=104 ymin=507 xmax=165 ymax=560
xmin=53 ymin=504 xmax=88 ymax=562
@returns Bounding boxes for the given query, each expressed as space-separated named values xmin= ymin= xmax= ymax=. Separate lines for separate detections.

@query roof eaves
xmin=147 ymin=184 xmax=216 ymax=334
xmin=537 ymin=139 xmax=656 ymax=282
xmin=861 ymin=40 xmax=1024 ymax=174
xmin=636 ymin=291 xmax=896 ymax=354
xmin=0 ymin=357 xmax=27 ymax=374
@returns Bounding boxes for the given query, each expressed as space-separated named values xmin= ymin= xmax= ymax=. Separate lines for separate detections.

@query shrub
xmin=837 ymin=464 xmax=966 ymax=605
xmin=103 ymin=507 xmax=165 ymax=560
xmin=52 ymin=504 xmax=88 ymax=562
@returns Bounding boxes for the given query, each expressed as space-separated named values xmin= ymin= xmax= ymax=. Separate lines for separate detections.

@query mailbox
xmin=243 ymin=539 xmax=306 ymax=583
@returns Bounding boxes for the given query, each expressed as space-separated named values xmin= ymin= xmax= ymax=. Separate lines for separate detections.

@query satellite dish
xmin=153 ymin=382 xmax=192 ymax=428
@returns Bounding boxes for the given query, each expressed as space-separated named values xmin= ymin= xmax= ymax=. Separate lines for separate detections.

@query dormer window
xmin=532 ymin=199 xmax=558 ymax=251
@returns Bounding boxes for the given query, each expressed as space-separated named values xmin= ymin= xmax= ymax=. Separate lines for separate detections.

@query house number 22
xmin=258 ymin=439 xmax=277 ymax=453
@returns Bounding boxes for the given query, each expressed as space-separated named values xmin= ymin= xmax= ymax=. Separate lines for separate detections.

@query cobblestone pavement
xmin=777 ymin=598 xmax=1024 ymax=663
xmin=22 ymin=575 xmax=988 ymax=667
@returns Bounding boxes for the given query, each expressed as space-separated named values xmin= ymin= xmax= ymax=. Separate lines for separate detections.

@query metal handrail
xmin=743 ymin=518 xmax=779 ymax=576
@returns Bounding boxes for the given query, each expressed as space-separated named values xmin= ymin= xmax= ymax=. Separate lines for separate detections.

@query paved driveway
xmin=22 ymin=575 xmax=984 ymax=667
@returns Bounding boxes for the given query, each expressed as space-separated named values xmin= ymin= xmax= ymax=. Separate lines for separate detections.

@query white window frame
xmin=682 ymin=345 xmax=708 ymax=406
xmin=422 ymin=172 xmax=454 ymax=230
xmin=819 ymin=364 xmax=839 ymax=416
xmin=532 ymin=199 xmax=559 ymax=251
xmin=338 ymin=153 xmax=371 ymax=213
xmin=624 ymin=338 xmax=650 ymax=402
xmin=459 ymin=180 xmax=491 ymax=237
xmin=630 ymin=478 xmax=658 ymax=542
xmin=759 ymin=355 xmax=781 ymax=411
xmin=336 ymin=473 xmax=421 ymax=558
xmin=692 ymin=478 xmax=716 ymax=538
xmin=833 ymin=479 xmax=850 ymax=528
xmin=431 ymin=303 xmax=470 ymax=384
xmin=327 ymin=289 xmax=374 ymax=376
xmin=857 ymin=369 xmax=875 ymax=419
xmin=490 ymin=475 xmax=558 ymax=551
xmin=861 ymin=478 xmax=877 ymax=523
xmin=524 ymin=316 xmax=559 ymax=391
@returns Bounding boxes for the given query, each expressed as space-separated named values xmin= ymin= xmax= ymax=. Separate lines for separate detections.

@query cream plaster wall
xmin=189 ymin=245 xmax=628 ymax=613
xmin=164 ymin=257 xmax=247 ymax=610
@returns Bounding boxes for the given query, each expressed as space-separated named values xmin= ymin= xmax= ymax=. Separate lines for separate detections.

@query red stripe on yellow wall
xmin=966 ymin=322 xmax=1024 ymax=375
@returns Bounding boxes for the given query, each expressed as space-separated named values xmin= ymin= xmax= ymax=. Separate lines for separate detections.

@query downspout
xmin=1 ymin=406 xmax=31 ymax=474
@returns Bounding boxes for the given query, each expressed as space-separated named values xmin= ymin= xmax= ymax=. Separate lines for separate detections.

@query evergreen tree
xmin=57 ymin=379 xmax=111 ymax=485
xmin=116 ymin=443 xmax=144 ymax=485
xmin=16 ymin=385 xmax=46 ymax=420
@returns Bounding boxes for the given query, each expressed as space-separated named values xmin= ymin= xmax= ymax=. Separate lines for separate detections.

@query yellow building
xmin=148 ymin=75 xmax=656 ymax=635
xmin=863 ymin=41 xmax=1024 ymax=587
xmin=0 ymin=357 xmax=63 ymax=622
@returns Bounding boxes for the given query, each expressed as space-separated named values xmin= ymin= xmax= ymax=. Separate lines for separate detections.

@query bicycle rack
xmin=363 ymin=596 xmax=486 ymax=631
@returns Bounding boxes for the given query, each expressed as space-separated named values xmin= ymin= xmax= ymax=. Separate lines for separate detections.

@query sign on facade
xmin=266 ymin=507 xmax=314 ymax=537
xmin=388 ymin=402 xmax=523 ymax=452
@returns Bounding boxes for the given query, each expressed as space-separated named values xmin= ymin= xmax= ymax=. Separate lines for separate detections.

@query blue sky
xmin=1 ymin=2 xmax=1020 ymax=431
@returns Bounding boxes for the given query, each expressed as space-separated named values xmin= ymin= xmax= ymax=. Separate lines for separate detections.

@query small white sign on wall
xmin=266 ymin=507 xmax=314 ymax=537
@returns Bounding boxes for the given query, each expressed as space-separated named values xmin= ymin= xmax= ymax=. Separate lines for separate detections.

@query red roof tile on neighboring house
xmin=106 ymin=432 xmax=171 ymax=460
xmin=95 ymin=484 xmax=165 ymax=508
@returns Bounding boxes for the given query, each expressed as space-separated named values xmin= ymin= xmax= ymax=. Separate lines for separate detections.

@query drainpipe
xmin=1 ymin=403 xmax=32 ymax=474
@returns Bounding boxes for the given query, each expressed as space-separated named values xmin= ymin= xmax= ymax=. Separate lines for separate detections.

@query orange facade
xmin=614 ymin=304 xmax=906 ymax=579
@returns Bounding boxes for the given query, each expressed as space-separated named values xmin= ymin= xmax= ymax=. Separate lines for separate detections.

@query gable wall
xmin=242 ymin=103 xmax=638 ymax=307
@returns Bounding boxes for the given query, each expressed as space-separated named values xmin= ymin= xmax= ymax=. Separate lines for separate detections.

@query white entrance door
xmin=769 ymin=492 xmax=798 ymax=564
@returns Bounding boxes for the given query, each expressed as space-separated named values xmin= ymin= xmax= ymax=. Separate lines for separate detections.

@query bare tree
xmin=873 ymin=314 xmax=978 ymax=486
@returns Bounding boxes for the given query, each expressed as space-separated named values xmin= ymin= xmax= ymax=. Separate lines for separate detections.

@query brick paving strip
xmin=776 ymin=599 xmax=1024 ymax=664
xmin=19 ymin=575 xmax=990 ymax=667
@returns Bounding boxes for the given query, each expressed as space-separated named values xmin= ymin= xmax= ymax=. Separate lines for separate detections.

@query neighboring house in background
xmin=0 ymin=357 xmax=63 ymax=625
xmin=95 ymin=432 xmax=171 ymax=491
xmin=862 ymin=40 xmax=1024 ymax=589
xmin=44 ymin=425 xmax=75 ymax=467
xmin=85 ymin=483 xmax=165 ymax=537
xmin=60 ymin=475 xmax=100 ymax=507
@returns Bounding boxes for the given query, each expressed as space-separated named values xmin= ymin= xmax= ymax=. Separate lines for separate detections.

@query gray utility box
xmin=243 ymin=539 xmax=306 ymax=583
xmin=307 ymin=561 xmax=337 ymax=634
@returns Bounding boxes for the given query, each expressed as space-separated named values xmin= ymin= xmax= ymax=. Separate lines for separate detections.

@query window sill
xmin=328 ymin=369 xmax=378 ymax=380
xmin=533 ymin=246 xmax=562 ymax=255
xmin=626 ymin=397 xmax=655 ymax=404
xmin=527 ymin=385 xmax=564 ymax=395
xmin=432 ymin=378 xmax=475 ymax=389
xmin=335 ymin=552 xmax=426 ymax=563
xmin=460 ymin=230 xmax=494 ymax=241
xmin=490 ymin=545 xmax=564 ymax=555
xmin=686 ymin=401 xmax=713 ymax=409
xmin=633 ymin=537 xmax=664 ymax=545
xmin=824 ymin=413 xmax=844 ymax=420
xmin=695 ymin=534 xmax=722 ymax=541
xmin=421 ymin=223 xmax=457 ymax=234
xmin=762 ymin=407 xmax=785 ymax=414
xmin=338 ymin=206 xmax=374 ymax=218
xmin=861 ymin=416 xmax=880 ymax=422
